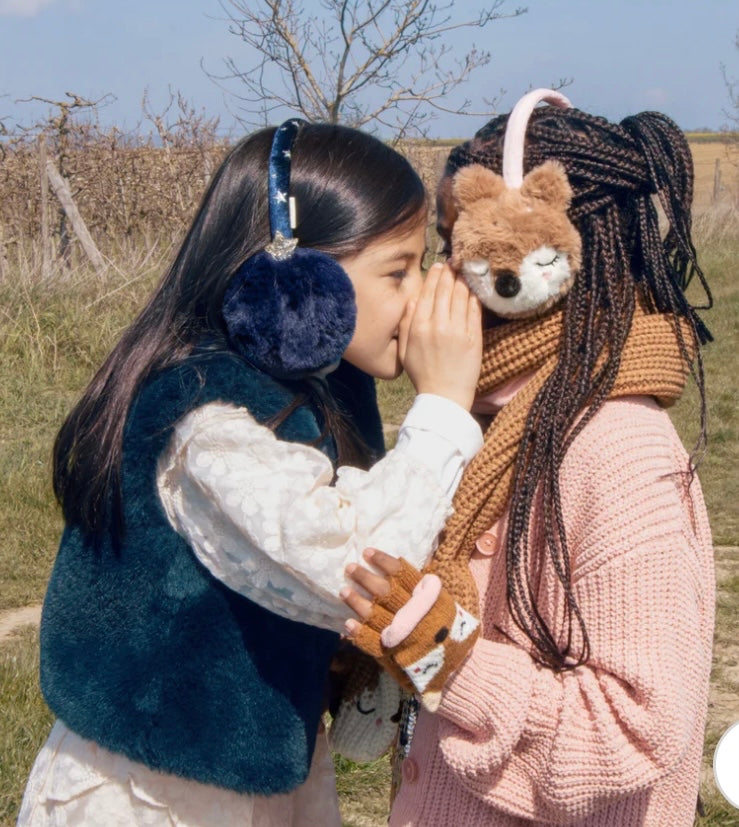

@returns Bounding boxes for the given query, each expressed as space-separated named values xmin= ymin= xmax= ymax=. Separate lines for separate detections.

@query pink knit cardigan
xmin=391 ymin=396 xmax=715 ymax=826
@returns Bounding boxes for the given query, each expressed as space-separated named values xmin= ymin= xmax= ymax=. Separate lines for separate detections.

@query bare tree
xmin=721 ymin=29 xmax=739 ymax=132
xmin=210 ymin=0 xmax=526 ymax=136
xmin=16 ymin=92 xmax=114 ymax=266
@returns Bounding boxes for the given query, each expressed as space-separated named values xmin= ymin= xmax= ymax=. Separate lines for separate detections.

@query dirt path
xmin=1 ymin=548 xmax=737 ymax=646
xmin=0 ymin=604 xmax=42 ymax=644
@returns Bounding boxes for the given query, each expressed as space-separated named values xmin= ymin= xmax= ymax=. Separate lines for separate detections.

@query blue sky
xmin=0 ymin=0 xmax=736 ymax=138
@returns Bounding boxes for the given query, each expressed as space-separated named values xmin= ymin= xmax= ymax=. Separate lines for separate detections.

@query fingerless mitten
xmin=352 ymin=558 xmax=479 ymax=711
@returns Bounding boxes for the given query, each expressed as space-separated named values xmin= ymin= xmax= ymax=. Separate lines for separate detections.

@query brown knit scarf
xmin=427 ymin=305 xmax=694 ymax=614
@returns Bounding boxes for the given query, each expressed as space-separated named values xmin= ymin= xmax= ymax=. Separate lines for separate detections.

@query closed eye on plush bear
xmin=537 ymin=254 xmax=559 ymax=267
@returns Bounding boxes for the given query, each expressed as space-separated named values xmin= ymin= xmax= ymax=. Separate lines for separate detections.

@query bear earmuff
xmin=222 ymin=119 xmax=357 ymax=379
xmin=451 ymin=89 xmax=582 ymax=320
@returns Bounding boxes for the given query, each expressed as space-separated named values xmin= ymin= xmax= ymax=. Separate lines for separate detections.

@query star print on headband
xmin=265 ymin=118 xmax=304 ymax=259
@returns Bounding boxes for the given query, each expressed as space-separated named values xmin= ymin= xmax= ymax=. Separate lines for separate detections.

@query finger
xmin=467 ymin=291 xmax=482 ymax=335
xmin=415 ymin=262 xmax=444 ymax=320
xmin=340 ymin=586 xmax=374 ymax=621
xmin=344 ymin=618 xmax=362 ymax=637
xmin=429 ymin=263 xmax=455 ymax=322
xmin=363 ymin=548 xmax=403 ymax=576
xmin=345 ymin=562 xmax=391 ymax=599
xmin=345 ymin=618 xmax=384 ymax=659
xmin=450 ymin=274 xmax=471 ymax=324
xmin=397 ymin=298 xmax=416 ymax=363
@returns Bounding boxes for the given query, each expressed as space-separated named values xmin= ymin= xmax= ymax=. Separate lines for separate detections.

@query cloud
xmin=0 ymin=0 xmax=59 ymax=16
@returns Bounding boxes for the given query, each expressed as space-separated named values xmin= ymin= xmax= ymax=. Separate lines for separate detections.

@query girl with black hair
xmin=18 ymin=123 xmax=483 ymax=825
xmin=342 ymin=94 xmax=715 ymax=826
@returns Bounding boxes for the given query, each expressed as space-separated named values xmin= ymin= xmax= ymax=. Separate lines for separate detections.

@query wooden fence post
xmin=713 ymin=158 xmax=721 ymax=204
xmin=38 ymin=135 xmax=53 ymax=280
xmin=45 ymin=159 xmax=106 ymax=275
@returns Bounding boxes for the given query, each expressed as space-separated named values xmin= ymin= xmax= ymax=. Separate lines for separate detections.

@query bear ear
xmin=520 ymin=161 xmax=573 ymax=210
xmin=452 ymin=164 xmax=506 ymax=208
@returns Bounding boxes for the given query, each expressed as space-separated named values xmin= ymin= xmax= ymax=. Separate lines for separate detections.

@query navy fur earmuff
xmin=222 ymin=119 xmax=357 ymax=379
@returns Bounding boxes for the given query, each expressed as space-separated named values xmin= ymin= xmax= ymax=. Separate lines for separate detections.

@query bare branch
xmin=204 ymin=0 xmax=527 ymax=133
xmin=721 ymin=34 xmax=739 ymax=132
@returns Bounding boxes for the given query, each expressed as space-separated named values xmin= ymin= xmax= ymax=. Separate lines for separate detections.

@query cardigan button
xmin=475 ymin=532 xmax=497 ymax=556
xmin=402 ymin=757 xmax=419 ymax=783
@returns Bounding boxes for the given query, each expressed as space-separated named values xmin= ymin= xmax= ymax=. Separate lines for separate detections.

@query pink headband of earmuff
xmin=502 ymin=88 xmax=572 ymax=189
xmin=450 ymin=88 xmax=582 ymax=320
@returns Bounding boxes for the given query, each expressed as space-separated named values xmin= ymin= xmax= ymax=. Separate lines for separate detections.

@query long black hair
xmin=445 ymin=107 xmax=711 ymax=669
xmin=54 ymin=124 xmax=426 ymax=534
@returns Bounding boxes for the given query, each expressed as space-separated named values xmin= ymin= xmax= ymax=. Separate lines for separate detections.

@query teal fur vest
xmin=40 ymin=350 xmax=379 ymax=794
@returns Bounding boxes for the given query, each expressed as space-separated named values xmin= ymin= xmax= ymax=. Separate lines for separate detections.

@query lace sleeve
xmin=157 ymin=399 xmax=481 ymax=631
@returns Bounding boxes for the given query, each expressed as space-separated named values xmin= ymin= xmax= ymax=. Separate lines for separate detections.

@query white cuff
xmin=394 ymin=394 xmax=483 ymax=500
xmin=400 ymin=393 xmax=483 ymax=463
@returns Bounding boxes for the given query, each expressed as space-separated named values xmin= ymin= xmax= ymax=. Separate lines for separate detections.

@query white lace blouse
xmin=156 ymin=392 xmax=483 ymax=631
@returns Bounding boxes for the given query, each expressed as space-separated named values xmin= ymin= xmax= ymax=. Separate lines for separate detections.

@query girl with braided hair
xmin=341 ymin=91 xmax=715 ymax=826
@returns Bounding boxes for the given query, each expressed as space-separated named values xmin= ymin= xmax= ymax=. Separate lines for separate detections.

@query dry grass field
xmin=402 ymin=134 xmax=739 ymax=214
xmin=688 ymin=138 xmax=739 ymax=211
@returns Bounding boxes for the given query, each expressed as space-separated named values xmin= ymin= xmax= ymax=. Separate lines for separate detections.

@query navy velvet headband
xmin=268 ymin=118 xmax=302 ymax=243
xmin=222 ymin=120 xmax=357 ymax=379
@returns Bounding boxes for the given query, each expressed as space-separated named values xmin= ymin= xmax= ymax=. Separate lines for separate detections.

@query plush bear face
xmin=450 ymin=161 xmax=582 ymax=319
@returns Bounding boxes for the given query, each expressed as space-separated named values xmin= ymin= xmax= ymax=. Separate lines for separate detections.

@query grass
xmin=685 ymin=132 xmax=739 ymax=143
xmin=696 ymin=565 xmax=739 ymax=824
xmin=0 ymin=262 xmax=164 ymax=611
xmin=3 ymin=568 xmax=737 ymax=826
xmin=0 ymin=629 xmax=54 ymax=825
xmin=669 ymin=231 xmax=739 ymax=544
xmin=334 ymin=754 xmax=393 ymax=826
xmin=1 ymin=207 xmax=738 ymax=824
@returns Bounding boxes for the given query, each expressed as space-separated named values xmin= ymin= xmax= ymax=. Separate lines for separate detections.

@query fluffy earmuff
xmin=222 ymin=119 xmax=357 ymax=379
xmin=223 ymin=247 xmax=356 ymax=379
xmin=451 ymin=89 xmax=582 ymax=320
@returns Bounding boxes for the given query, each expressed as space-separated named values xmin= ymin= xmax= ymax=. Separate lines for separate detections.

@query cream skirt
xmin=18 ymin=720 xmax=341 ymax=826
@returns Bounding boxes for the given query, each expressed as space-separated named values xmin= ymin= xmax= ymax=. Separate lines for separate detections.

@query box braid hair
xmin=444 ymin=107 xmax=712 ymax=669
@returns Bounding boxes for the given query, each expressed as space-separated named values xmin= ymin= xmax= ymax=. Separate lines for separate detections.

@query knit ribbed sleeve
xmin=397 ymin=397 xmax=714 ymax=826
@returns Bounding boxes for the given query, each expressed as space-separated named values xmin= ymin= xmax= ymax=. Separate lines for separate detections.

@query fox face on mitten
xmin=351 ymin=558 xmax=479 ymax=712
xmin=382 ymin=574 xmax=479 ymax=703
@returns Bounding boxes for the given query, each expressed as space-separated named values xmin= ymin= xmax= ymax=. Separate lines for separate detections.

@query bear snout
xmin=494 ymin=270 xmax=521 ymax=298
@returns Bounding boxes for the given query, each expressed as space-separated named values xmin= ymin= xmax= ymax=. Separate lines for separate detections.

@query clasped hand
xmin=340 ymin=549 xmax=479 ymax=711
xmin=399 ymin=262 xmax=482 ymax=412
